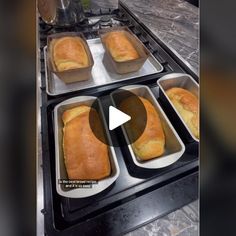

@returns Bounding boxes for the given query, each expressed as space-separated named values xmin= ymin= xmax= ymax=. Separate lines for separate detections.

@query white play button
xmin=109 ymin=106 xmax=131 ymax=131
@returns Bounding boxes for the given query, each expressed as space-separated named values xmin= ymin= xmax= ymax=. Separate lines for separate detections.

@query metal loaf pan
xmin=99 ymin=26 xmax=150 ymax=74
xmin=44 ymin=40 xmax=163 ymax=96
xmin=157 ymin=73 xmax=199 ymax=142
xmin=110 ymin=85 xmax=185 ymax=169
xmin=47 ymin=32 xmax=94 ymax=83
xmin=54 ymin=96 xmax=120 ymax=198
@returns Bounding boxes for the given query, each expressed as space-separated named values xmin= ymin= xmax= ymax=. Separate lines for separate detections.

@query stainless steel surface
xmin=57 ymin=0 xmax=70 ymax=9
xmin=157 ymin=73 xmax=199 ymax=142
xmin=99 ymin=26 xmax=150 ymax=74
xmin=38 ymin=0 xmax=85 ymax=26
xmin=111 ymin=85 xmax=185 ymax=169
xmin=54 ymin=96 xmax=120 ymax=198
xmin=36 ymin=13 xmax=44 ymax=236
xmin=47 ymin=32 xmax=94 ymax=83
xmin=37 ymin=0 xmax=57 ymax=24
xmin=44 ymin=38 xmax=163 ymax=96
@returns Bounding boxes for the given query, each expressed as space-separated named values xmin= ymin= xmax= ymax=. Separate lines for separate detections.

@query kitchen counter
xmin=125 ymin=200 xmax=199 ymax=236
xmin=90 ymin=0 xmax=199 ymax=73
xmin=89 ymin=1 xmax=199 ymax=236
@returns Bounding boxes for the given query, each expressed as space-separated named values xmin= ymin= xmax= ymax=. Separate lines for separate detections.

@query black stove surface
xmin=39 ymin=4 xmax=198 ymax=236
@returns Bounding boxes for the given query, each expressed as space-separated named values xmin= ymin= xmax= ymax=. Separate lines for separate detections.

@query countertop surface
xmin=125 ymin=200 xmax=199 ymax=236
xmin=91 ymin=0 xmax=199 ymax=73
xmin=89 ymin=0 xmax=199 ymax=235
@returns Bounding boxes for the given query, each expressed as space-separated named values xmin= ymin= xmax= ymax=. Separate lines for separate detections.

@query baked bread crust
xmin=62 ymin=106 xmax=111 ymax=180
xmin=104 ymin=31 xmax=139 ymax=62
xmin=166 ymin=87 xmax=199 ymax=139
xmin=119 ymin=96 xmax=165 ymax=161
xmin=51 ymin=37 xmax=89 ymax=72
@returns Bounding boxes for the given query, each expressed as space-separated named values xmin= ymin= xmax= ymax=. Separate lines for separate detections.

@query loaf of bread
xmin=103 ymin=31 xmax=139 ymax=62
xmin=62 ymin=106 xmax=111 ymax=180
xmin=51 ymin=36 xmax=89 ymax=72
xmin=119 ymin=96 xmax=165 ymax=161
xmin=166 ymin=87 xmax=199 ymax=139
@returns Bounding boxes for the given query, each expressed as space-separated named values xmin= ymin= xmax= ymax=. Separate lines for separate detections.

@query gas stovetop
xmin=39 ymin=9 xmax=126 ymax=35
xmin=37 ymin=3 xmax=199 ymax=236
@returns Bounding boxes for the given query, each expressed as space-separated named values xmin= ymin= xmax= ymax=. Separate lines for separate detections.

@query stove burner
xmin=100 ymin=15 xmax=111 ymax=23
xmin=100 ymin=15 xmax=112 ymax=28
xmin=39 ymin=9 xmax=124 ymax=37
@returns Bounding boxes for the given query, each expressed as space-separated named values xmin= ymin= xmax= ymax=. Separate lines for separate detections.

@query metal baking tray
xmin=110 ymin=85 xmax=185 ymax=169
xmin=54 ymin=96 xmax=120 ymax=198
xmin=47 ymin=32 xmax=94 ymax=83
xmin=44 ymin=38 xmax=163 ymax=96
xmin=157 ymin=73 xmax=199 ymax=142
xmin=99 ymin=26 xmax=149 ymax=74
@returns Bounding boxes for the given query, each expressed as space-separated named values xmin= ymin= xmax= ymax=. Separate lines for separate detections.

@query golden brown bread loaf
xmin=62 ymin=106 xmax=111 ymax=180
xmin=104 ymin=31 xmax=139 ymax=62
xmin=51 ymin=36 xmax=89 ymax=72
xmin=119 ymin=96 xmax=165 ymax=161
xmin=166 ymin=87 xmax=199 ymax=139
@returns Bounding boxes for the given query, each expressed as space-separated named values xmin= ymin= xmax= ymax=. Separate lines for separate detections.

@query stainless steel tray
xmin=157 ymin=73 xmax=199 ymax=142
xmin=110 ymin=85 xmax=185 ymax=169
xmin=44 ymin=38 xmax=163 ymax=96
xmin=54 ymin=96 xmax=120 ymax=198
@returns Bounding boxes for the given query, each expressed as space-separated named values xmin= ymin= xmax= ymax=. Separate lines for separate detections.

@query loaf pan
xmin=157 ymin=73 xmax=199 ymax=142
xmin=47 ymin=32 xmax=94 ymax=84
xmin=110 ymin=85 xmax=185 ymax=169
xmin=44 ymin=39 xmax=163 ymax=96
xmin=99 ymin=26 xmax=150 ymax=74
xmin=54 ymin=96 xmax=120 ymax=198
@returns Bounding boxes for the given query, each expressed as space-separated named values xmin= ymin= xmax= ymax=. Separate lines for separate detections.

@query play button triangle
xmin=109 ymin=106 xmax=131 ymax=131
